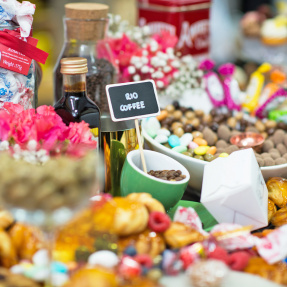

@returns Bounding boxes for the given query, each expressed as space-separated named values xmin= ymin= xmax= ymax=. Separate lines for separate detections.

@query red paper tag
xmin=0 ymin=33 xmax=38 ymax=76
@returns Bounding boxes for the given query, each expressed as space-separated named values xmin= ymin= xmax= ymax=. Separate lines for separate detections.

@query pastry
xmin=93 ymin=197 xmax=149 ymax=236
xmin=120 ymin=277 xmax=161 ymax=287
xmin=0 ymin=267 xmax=41 ymax=287
xmin=244 ymin=257 xmax=287 ymax=285
xmin=240 ymin=11 xmax=262 ymax=37
xmin=163 ymin=222 xmax=205 ymax=249
xmin=266 ymin=177 xmax=287 ymax=208
xmin=271 ymin=207 xmax=287 ymax=227
xmin=0 ymin=211 xmax=14 ymax=230
xmin=63 ymin=267 xmax=117 ymax=287
xmin=54 ymin=209 xmax=95 ymax=262
xmin=0 ymin=230 xmax=17 ymax=268
xmin=8 ymin=223 xmax=45 ymax=261
xmin=126 ymin=193 xmax=165 ymax=213
xmin=261 ymin=18 xmax=287 ymax=46
xmin=118 ymin=229 xmax=165 ymax=258
xmin=268 ymin=199 xmax=277 ymax=223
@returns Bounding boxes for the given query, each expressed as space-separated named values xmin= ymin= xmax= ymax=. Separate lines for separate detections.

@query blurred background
xmin=34 ymin=0 xmax=282 ymax=105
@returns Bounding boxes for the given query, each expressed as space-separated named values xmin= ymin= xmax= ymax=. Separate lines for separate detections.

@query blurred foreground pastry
xmin=63 ymin=267 xmax=117 ymax=287
xmin=126 ymin=193 xmax=165 ymax=213
xmin=245 ymin=257 xmax=287 ymax=285
xmin=93 ymin=197 xmax=149 ymax=236
xmin=118 ymin=229 xmax=165 ymax=258
xmin=267 ymin=177 xmax=287 ymax=208
xmin=271 ymin=207 xmax=287 ymax=227
xmin=163 ymin=222 xmax=205 ymax=249
xmin=268 ymin=199 xmax=277 ymax=223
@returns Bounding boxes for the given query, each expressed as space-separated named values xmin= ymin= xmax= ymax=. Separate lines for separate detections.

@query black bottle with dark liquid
xmin=54 ymin=57 xmax=101 ymax=147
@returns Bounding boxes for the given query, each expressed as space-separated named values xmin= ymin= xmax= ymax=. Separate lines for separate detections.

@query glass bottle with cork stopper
xmin=54 ymin=57 xmax=101 ymax=148
xmin=53 ymin=2 xmax=116 ymax=114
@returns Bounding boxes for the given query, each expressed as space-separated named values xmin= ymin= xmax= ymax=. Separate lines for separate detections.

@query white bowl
xmin=143 ymin=124 xmax=287 ymax=191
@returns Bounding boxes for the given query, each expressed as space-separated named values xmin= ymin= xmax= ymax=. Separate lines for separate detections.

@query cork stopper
xmin=65 ymin=3 xmax=108 ymax=19
xmin=65 ymin=3 xmax=109 ymax=41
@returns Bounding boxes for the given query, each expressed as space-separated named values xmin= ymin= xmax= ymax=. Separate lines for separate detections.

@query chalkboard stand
xmin=135 ymin=119 xmax=147 ymax=173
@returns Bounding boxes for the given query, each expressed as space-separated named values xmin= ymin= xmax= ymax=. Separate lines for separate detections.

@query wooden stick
xmin=135 ymin=119 xmax=147 ymax=173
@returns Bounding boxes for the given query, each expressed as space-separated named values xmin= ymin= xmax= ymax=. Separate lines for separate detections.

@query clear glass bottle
xmin=53 ymin=3 xmax=117 ymax=114
xmin=54 ymin=57 xmax=101 ymax=148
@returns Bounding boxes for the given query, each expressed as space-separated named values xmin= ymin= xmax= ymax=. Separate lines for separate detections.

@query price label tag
xmin=106 ymin=80 xmax=160 ymax=122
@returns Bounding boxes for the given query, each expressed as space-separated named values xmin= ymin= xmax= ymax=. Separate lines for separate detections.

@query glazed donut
xmin=126 ymin=193 xmax=165 ymax=213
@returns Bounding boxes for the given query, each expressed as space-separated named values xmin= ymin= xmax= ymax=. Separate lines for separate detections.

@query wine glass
xmin=0 ymin=150 xmax=104 ymax=286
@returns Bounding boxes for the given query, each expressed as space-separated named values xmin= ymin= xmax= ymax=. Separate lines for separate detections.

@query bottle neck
xmin=63 ymin=73 xmax=87 ymax=94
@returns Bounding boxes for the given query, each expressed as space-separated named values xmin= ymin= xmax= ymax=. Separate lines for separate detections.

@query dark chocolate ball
xmin=172 ymin=100 xmax=180 ymax=110
xmin=210 ymin=122 xmax=219 ymax=132
xmin=198 ymin=124 xmax=205 ymax=132
xmin=180 ymin=107 xmax=188 ymax=113
xmin=277 ymin=122 xmax=287 ymax=131
xmin=183 ymin=124 xmax=194 ymax=133
xmin=267 ymin=128 xmax=276 ymax=136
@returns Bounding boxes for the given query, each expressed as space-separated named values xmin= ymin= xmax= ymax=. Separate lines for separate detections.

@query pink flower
xmin=108 ymin=34 xmax=141 ymax=71
xmin=0 ymin=110 xmax=12 ymax=141
xmin=36 ymin=105 xmax=57 ymax=116
xmin=218 ymin=63 xmax=235 ymax=77
xmin=67 ymin=121 xmax=94 ymax=144
xmin=3 ymin=102 xmax=24 ymax=114
xmin=199 ymin=59 xmax=215 ymax=71
xmin=152 ymin=31 xmax=178 ymax=52
xmin=0 ymin=103 xmax=97 ymax=158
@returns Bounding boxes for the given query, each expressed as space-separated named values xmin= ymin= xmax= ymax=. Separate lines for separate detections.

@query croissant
xmin=8 ymin=223 xmax=45 ymax=260
xmin=163 ymin=222 xmax=205 ymax=249
xmin=0 ymin=229 xmax=18 ymax=268
xmin=63 ymin=267 xmax=117 ymax=287
xmin=271 ymin=207 xmax=287 ymax=227
xmin=93 ymin=197 xmax=149 ymax=236
xmin=0 ymin=210 xmax=14 ymax=230
xmin=244 ymin=257 xmax=287 ymax=285
xmin=126 ymin=193 xmax=165 ymax=213
xmin=0 ymin=267 xmax=41 ymax=287
xmin=267 ymin=177 xmax=287 ymax=208
xmin=268 ymin=199 xmax=277 ymax=223
xmin=118 ymin=229 xmax=165 ymax=258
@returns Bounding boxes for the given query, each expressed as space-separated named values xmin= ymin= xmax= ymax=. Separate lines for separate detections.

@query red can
xmin=138 ymin=0 xmax=211 ymax=59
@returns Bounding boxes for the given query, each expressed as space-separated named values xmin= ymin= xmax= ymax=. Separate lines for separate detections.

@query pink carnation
xmin=199 ymin=59 xmax=215 ymax=71
xmin=0 ymin=103 xmax=97 ymax=158
xmin=152 ymin=31 xmax=178 ymax=52
xmin=0 ymin=110 xmax=12 ymax=141
xmin=218 ymin=63 xmax=235 ymax=76
xmin=3 ymin=102 xmax=24 ymax=114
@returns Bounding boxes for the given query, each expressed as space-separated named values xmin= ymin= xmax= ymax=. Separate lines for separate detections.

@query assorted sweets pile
xmin=0 ymin=186 xmax=287 ymax=286
xmin=45 ymin=190 xmax=287 ymax=286
xmin=144 ymin=101 xmax=287 ymax=167
xmin=147 ymin=170 xmax=186 ymax=182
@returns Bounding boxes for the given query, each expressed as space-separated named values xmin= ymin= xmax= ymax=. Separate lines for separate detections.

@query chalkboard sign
xmin=106 ymin=80 xmax=160 ymax=122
